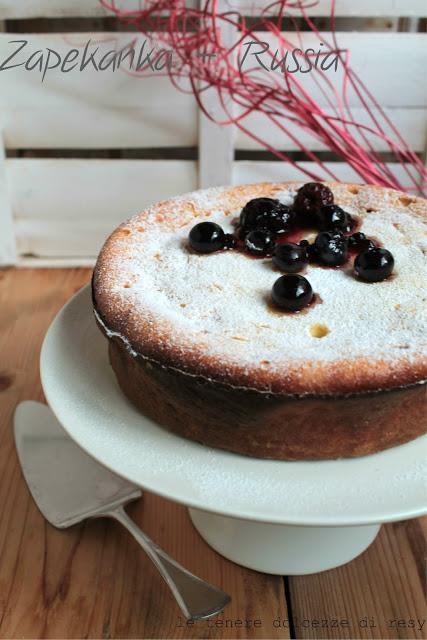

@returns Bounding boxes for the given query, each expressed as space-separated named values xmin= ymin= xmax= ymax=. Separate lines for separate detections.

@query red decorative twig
xmin=100 ymin=0 xmax=426 ymax=195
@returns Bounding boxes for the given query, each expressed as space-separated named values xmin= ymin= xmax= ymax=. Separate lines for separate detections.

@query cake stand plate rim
xmin=40 ymin=285 xmax=427 ymax=527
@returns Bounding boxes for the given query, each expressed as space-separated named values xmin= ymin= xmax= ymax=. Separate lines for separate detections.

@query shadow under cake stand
xmin=40 ymin=286 xmax=427 ymax=575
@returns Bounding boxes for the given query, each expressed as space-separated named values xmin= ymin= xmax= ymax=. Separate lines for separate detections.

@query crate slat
xmin=6 ymin=158 xmax=197 ymax=257
xmin=4 ymin=105 xmax=197 ymax=149
xmin=8 ymin=105 xmax=425 ymax=153
xmin=0 ymin=32 xmax=425 ymax=150
xmin=0 ymin=0 xmax=425 ymax=19
xmin=5 ymin=156 xmax=419 ymax=262
xmin=0 ymin=134 xmax=16 ymax=264
xmin=233 ymin=160 xmax=418 ymax=189
xmin=236 ymin=32 xmax=426 ymax=109
xmin=199 ymin=0 xmax=236 ymax=188
xmin=226 ymin=0 xmax=427 ymax=17
xmin=236 ymin=107 xmax=427 ymax=153
xmin=0 ymin=32 xmax=197 ymax=149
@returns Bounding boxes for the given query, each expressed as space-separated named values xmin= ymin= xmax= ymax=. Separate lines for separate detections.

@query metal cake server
xmin=14 ymin=401 xmax=231 ymax=620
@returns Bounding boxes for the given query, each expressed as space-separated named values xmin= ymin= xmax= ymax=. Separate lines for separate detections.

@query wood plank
xmin=288 ymin=519 xmax=427 ymax=640
xmin=6 ymin=105 xmax=425 ymax=154
xmin=3 ymin=106 xmax=197 ymax=149
xmin=18 ymin=256 xmax=96 ymax=268
xmin=236 ymin=32 xmax=426 ymax=109
xmin=0 ymin=1 xmax=151 ymax=19
xmin=6 ymin=156 xmax=423 ymax=263
xmin=0 ymin=32 xmax=425 ymax=149
xmin=0 ymin=0 xmax=425 ymax=19
xmin=5 ymin=159 xmax=198 ymax=257
xmin=233 ymin=160 xmax=421 ymax=192
xmin=235 ymin=108 xmax=427 ymax=153
xmin=212 ymin=1 xmax=427 ymax=17
xmin=0 ymin=32 xmax=197 ymax=149
xmin=199 ymin=0 xmax=235 ymax=188
xmin=0 ymin=133 xmax=16 ymax=265
xmin=0 ymin=267 xmax=289 ymax=639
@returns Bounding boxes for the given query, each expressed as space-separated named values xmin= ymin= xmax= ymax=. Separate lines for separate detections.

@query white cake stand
xmin=40 ymin=286 xmax=427 ymax=575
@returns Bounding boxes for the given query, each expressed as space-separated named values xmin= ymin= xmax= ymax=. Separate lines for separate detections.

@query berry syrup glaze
xmin=92 ymin=182 xmax=427 ymax=459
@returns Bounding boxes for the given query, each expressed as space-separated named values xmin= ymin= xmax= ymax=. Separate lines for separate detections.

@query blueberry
xmin=240 ymin=198 xmax=276 ymax=229
xmin=245 ymin=229 xmax=275 ymax=256
xmin=272 ymin=275 xmax=313 ymax=311
xmin=224 ymin=233 xmax=237 ymax=249
xmin=364 ymin=240 xmax=377 ymax=251
xmin=314 ymin=231 xmax=348 ymax=266
xmin=256 ymin=207 xmax=294 ymax=235
xmin=306 ymin=243 xmax=318 ymax=262
xmin=317 ymin=204 xmax=352 ymax=231
xmin=189 ymin=221 xmax=225 ymax=253
xmin=354 ymin=248 xmax=394 ymax=282
xmin=240 ymin=198 xmax=294 ymax=234
xmin=236 ymin=225 xmax=246 ymax=240
xmin=348 ymin=232 xmax=365 ymax=247
xmin=273 ymin=243 xmax=308 ymax=273
xmin=349 ymin=232 xmax=376 ymax=252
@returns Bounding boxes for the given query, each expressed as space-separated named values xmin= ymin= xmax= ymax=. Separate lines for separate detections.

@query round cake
xmin=92 ymin=181 xmax=427 ymax=460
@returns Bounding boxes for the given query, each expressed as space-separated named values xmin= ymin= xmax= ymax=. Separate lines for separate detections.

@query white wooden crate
xmin=0 ymin=1 xmax=425 ymax=266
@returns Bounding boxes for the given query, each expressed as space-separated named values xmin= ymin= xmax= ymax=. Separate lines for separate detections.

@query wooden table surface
xmin=0 ymin=268 xmax=425 ymax=640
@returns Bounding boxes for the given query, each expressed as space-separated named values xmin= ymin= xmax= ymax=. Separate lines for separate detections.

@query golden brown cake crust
xmin=93 ymin=181 xmax=427 ymax=397
xmin=106 ymin=335 xmax=426 ymax=460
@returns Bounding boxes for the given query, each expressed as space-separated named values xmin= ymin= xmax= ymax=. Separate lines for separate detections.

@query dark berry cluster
xmin=239 ymin=197 xmax=294 ymax=235
xmin=188 ymin=182 xmax=395 ymax=312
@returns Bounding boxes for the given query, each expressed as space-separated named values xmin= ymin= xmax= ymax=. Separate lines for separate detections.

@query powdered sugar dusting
xmin=95 ymin=183 xmax=427 ymax=392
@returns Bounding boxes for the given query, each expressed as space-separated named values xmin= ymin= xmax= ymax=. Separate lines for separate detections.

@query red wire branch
xmin=100 ymin=0 xmax=426 ymax=195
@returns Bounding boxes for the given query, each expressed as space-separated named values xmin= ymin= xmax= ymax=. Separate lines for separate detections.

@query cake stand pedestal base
xmin=189 ymin=508 xmax=380 ymax=575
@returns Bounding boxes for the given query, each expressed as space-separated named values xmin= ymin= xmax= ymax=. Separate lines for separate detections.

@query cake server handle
xmin=101 ymin=504 xmax=231 ymax=621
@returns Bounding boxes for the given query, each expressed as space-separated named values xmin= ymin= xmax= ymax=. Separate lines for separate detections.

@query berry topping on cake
xmin=348 ymin=231 xmax=365 ymax=247
xmin=189 ymin=221 xmax=225 ymax=253
xmin=245 ymin=229 xmax=275 ymax=256
xmin=186 ymin=182 xmax=402 ymax=313
xmin=240 ymin=197 xmax=276 ymax=229
xmin=272 ymin=274 xmax=314 ymax=311
xmin=305 ymin=243 xmax=318 ymax=262
xmin=273 ymin=242 xmax=308 ymax=273
xmin=363 ymin=240 xmax=377 ymax=252
xmin=354 ymin=248 xmax=394 ymax=282
xmin=314 ymin=231 xmax=348 ymax=266
xmin=349 ymin=232 xmax=376 ymax=252
xmin=293 ymin=182 xmax=334 ymax=224
xmin=317 ymin=204 xmax=353 ymax=232
xmin=224 ymin=233 xmax=237 ymax=249
xmin=240 ymin=198 xmax=294 ymax=234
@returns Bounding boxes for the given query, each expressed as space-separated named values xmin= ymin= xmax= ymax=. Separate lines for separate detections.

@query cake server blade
xmin=14 ymin=401 xmax=231 ymax=620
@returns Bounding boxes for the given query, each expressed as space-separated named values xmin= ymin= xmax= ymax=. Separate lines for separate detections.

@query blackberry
xmin=293 ymin=182 xmax=334 ymax=225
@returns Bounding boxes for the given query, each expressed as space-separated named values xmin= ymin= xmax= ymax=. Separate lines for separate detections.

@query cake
xmin=92 ymin=181 xmax=427 ymax=460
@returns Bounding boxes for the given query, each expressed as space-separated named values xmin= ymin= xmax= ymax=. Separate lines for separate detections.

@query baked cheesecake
xmin=92 ymin=182 xmax=427 ymax=459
